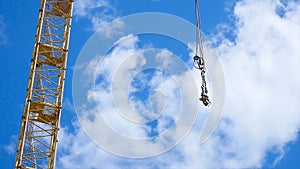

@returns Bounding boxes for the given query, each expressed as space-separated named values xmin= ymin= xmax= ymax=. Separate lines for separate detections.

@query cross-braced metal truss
xmin=15 ymin=0 xmax=73 ymax=168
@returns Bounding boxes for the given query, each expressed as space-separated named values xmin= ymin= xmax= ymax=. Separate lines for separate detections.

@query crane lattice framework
xmin=15 ymin=0 xmax=73 ymax=168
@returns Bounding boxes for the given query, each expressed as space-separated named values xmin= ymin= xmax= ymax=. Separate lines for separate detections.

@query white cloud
xmin=0 ymin=15 xmax=8 ymax=45
xmin=3 ymin=135 xmax=17 ymax=155
xmin=58 ymin=31 xmax=201 ymax=164
xmin=84 ymin=35 xmax=149 ymax=138
xmin=74 ymin=0 xmax=111 ymax=17
xmin=74 ymin=0 xmax=123 ymax=34
xmin=151 ymin=0 xmax=161 ymax=2
xmin=211 ymin=0 xmax=300 ymax=167
xmin=58 ymin=0 xmax=300 ymax=168
xmin=62 ymin=98 xmax=75 ymax=112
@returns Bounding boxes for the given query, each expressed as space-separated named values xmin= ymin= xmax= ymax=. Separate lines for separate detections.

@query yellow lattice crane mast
xmin=15 ymin=0 xmax=74 ymax=168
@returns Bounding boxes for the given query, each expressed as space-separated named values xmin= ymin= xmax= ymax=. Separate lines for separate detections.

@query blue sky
xmin=1 ymin=0 xmax=300 ymax=168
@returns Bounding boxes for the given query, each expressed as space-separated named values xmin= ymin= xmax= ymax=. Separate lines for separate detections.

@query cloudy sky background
xmin=0 ymin=0 xmax=300 ymax=168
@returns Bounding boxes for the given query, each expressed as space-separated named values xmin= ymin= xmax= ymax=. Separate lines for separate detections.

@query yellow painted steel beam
xmin=15 ymin=0 xmax=74 ymax=168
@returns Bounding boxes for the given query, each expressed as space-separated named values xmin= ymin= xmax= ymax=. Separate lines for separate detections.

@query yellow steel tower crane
xmin=14 ymin=0 xmax=74 ymax=168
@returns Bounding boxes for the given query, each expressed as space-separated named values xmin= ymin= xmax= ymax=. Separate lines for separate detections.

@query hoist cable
xmin=195 ymin=0 xmax=204 ymax=57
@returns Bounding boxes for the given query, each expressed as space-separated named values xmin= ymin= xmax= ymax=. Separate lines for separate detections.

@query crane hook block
xmin=200 ymin=94 xmax=211 ymax=106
